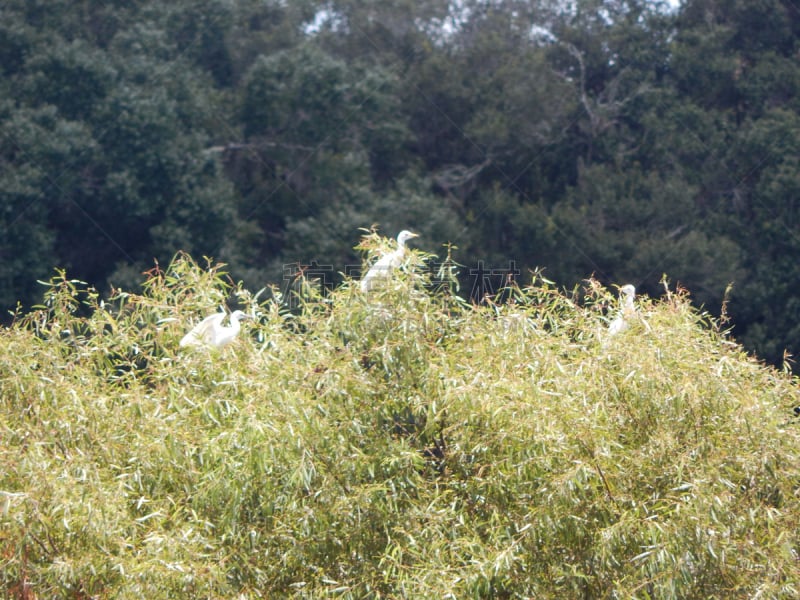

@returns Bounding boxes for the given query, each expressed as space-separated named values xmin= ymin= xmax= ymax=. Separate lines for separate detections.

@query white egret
xmin=608 ymin=284 xmax=637 ymax=336
xmin=360 ymin=230 xmax=419 ymax=293
xmin=180 ymin=310 xmax=252 ymax=349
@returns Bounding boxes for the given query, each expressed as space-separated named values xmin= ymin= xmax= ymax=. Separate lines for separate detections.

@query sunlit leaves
xmin=1 ymin=254 xmax=799 ymax=596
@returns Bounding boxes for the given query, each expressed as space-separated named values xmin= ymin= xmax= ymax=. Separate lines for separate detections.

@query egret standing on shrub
xmin=608 ymin=284 xmax=637 ymax=336
xmin=180 ymin=310 xmax=252 ymax=349
xmin=360 ymin=230 xmax=419 ymax=293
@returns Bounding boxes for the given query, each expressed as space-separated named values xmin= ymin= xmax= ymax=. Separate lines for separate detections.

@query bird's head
xmin=396 ymin=230 xmax=420 ymax=246
xmin=230 ymin=310 xmax=254 ymax=322
xmin=618 ymin=284 xmax=636 ymax=299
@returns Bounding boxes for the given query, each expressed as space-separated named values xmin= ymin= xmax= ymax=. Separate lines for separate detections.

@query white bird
xmin=607 ymin=284 xmax=636 ymax=336
xmin=360 ymin=230 xmax=419 ymax=293
xmin=180 ymin=310 xmax=252 ymax=349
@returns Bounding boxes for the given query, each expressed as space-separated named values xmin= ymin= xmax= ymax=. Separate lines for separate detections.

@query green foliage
xmin=2 ymin=253 xmax=799 ymax=598
xmin=552 ymin=165 xmax=743 ymax=304
xmin=3 ymin=0 xmax=800 ymax=370
xmin=22 ymin=38 xmax=117 ymax=121
xmin=0 ymin=101 xmax=96 ymax=307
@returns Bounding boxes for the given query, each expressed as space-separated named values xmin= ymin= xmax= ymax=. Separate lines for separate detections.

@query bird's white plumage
xmin=180 ymin=309 xmax=251 ymax=349
xmin=608 ymin=284 xmax=636 ymax=336
xmin=360 ymin=230 xmax=419 ymax=293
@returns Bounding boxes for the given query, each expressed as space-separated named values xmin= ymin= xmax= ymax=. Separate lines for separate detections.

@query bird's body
xmin=608 ymin=284 xmax=636 ymax=336
xmin=180 ymin=310 xmax=251 ymax=349
xmin=360 ymin=230 xmax=419 ymax=293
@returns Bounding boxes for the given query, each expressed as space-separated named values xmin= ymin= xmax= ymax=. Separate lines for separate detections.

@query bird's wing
xmin=607 ymin=314 xmax=627 ymax=336
xmin=180 ymin=312 xmax=225 ymax=347
xmin=371 ymin=252 xmax=400 ymax=275
xmin=361 ymin=252 xmax=393 ymax=291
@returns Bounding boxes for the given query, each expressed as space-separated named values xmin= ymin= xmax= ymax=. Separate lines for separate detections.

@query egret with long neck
xmin=360 ymin=230 xmax=419 ymax=293
xmin=608 ymin=284 xmax=636 ymax=336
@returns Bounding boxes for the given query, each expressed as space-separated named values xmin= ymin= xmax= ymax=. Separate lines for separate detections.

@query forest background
xmin=2 ymin=0 xmax=799 ymax=366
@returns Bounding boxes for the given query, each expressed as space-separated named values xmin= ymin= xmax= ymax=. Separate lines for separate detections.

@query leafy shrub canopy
xmin=1 ymin=251 xmax=799 ymax=598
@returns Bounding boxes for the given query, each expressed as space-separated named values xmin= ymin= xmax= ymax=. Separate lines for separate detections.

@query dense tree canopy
xmin=1 ymin=0 xmax=799 ymax=364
